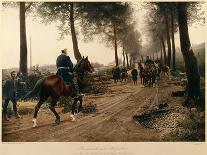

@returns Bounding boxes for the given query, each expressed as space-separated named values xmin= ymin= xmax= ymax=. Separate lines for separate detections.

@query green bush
xmin=59 ymin=97 xmax=73 ymax=113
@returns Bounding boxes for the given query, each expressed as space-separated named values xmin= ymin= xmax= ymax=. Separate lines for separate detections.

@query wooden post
xmin=30 ymin=37 xmax=32 ymax=73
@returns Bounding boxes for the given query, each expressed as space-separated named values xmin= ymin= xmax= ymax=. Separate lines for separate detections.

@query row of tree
xmin=143 ymin=2 xmax=204 ymax=106
xmin=3 ymin=2 xmax=203 ymax=106
xmin=3 ymin=2 xmax=142 ymax=75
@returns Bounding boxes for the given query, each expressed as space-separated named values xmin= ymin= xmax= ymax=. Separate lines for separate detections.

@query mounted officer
xmin=145 ymin=56 xmax=154 ymax=65
xmin=56 ymin=48 xmax=80 ymax=98
xmin=56 ymin=48 xmax=73 ymax=83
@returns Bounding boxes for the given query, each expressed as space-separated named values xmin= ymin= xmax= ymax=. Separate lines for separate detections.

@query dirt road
xmin=2 ymin=79 xmax=179 ymax=142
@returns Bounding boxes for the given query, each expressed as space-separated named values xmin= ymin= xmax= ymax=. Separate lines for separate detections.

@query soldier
xmin=56 ymin=48 xmax=80 ymax=98
xmin=131 ymin=68 xmax=138 ymax=85
xmin=3 ymin=71 xmax=21 ymax=121
xmin=112 ymin=66 xmax=120 ymax=83
xmin=145 ymin=56 xmax=154 ymax=65
xmin=16 ymin=72 xmax=26 ymax=100
xmin=56 ymin=48 xmax=74 ymax=83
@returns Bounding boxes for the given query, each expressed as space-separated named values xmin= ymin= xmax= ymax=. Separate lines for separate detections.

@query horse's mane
xmin=73 ymin=59 xmax=83 ymax=72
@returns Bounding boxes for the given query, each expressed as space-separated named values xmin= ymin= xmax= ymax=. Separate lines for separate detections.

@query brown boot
xmin=3 ymin=114 xmax=9 ymax=121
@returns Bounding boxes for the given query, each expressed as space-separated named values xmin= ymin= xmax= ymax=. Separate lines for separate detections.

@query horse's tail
xmin=24 ymin=79 xmax=44 ymax=99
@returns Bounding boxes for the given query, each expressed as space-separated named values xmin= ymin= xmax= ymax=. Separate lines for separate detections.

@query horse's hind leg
xmin=33 ymin=95 xmax=48 ymax=127
xmin=78 ymin=96 xmax=83 ymax=113
xmin=70 ymin=98 xmax=78 ymax=121
xmin=49 ymin=97 xmax=60 ymax=125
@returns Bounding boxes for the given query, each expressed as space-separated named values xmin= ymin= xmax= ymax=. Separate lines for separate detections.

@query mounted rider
xmin=56 ymin=48 xmax=73 ymax=83
xmin=56 ymin=48 xmax=80 ymax=98
xmin=145 ymin=56 xmax=154 ymax=66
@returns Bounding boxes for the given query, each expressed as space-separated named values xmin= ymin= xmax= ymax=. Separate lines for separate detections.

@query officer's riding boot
xmin=3 ymin=112 xmax=9 ymax=121
xmin=72 ymin=79 xmax=81 ymax=99
xmin=13 ymin=104 xmax=21 ymax=119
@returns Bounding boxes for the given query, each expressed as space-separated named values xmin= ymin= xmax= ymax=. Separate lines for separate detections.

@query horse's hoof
xmin=70 ymin=114 xmax=76 ymax=122
xmin=32 ymin=118 xmax=37 ymax=128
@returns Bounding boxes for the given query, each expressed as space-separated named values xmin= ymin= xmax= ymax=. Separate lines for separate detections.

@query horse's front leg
xmin=77 ymin=96 xmax=83 ymax=113
xmin=49 ymin=97 xmax=60 ymax=125
xmin=71 ymin=98 xmax=78 ymax=121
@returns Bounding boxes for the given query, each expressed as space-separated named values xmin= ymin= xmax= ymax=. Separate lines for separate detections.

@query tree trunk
xmin=19 ymin=2 xmax=27 ymax=75
xmin=177 ymin=3 xmax=200 ymax=105
xmin=164 ymin=11 xmax=172 ymax=67
xmin=125 ymin=52 xmax=129 ymax=69
xmin=160 ymin=41 xmax=163 ymax=63
xmin=122 ymin=45 xmax=126 ymax=67
xmin=69 ymin=3 xmax=82 ymax=62
xmin=113 ymin=22 xmax=119 ymax=66
xmin=129 ymin=56 xmax=132 ymax=67
xmin=171 ymin=8 xmax=176 ymax=71
xmin=160 ymin=36 xmax=167 ymax=65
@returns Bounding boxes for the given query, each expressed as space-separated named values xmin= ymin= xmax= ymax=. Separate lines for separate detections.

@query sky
xmin=0 ymin=2 xmax=206 ymax=69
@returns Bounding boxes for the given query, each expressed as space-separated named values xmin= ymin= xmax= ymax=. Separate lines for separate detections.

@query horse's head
xmin=78 ymin=56 xmax=94 ymax=73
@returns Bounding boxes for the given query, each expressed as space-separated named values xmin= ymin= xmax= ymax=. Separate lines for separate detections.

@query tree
xmin=177 ymin=2 xmax=201 ymax=106
xmin=3 ymin=2 xmax=33 ymax=75
xmin=143 ymin=4 xmax=167 ymax=64
xmin=143 ymin=2 xmax=179 ymax=68
xmin=119 ymin=21 xmax=142 ymax=68
xmin=170 ymin=7 xmax=176 ymax=71
xmin=122 ymin=45 xmax=126 ymax=67
xmin=125 ymin=52 xmax=129 ymax=68
xmin=163 ymin=8 xmax=172 ymax=67
xmin=161 ymin=36 xmax=167 ymax=64
xmin=78 ymin=2 xmax=133 ymax=66
xmin=36 ymin=2 xmax=82 ymax=61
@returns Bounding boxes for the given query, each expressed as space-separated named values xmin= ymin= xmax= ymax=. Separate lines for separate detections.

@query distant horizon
xmin=2 ymin=41 xmax=205 ymax=70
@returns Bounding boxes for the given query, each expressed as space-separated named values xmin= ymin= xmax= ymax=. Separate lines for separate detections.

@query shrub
xmin=58 ymin=97 xmax=73 ymax=113
xmin=82 ymin=101 xmax=97 ymax=113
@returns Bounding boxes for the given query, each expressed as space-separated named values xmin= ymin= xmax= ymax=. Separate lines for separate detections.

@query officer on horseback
xmin=145 ymin=56 xmax=154 ymax=65
xmin=56 ymin=48 xmax=80 ymax=98
xmin=56 ymin=48 xmax=73 ymax=83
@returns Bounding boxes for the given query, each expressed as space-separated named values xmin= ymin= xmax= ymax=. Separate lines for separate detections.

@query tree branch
xmin=25 ymin=2 xmax=33 ymax=12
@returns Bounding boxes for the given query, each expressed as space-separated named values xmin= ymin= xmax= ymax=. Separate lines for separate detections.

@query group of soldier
xmin=2 ymin=71 xmax=25 ymax=121
xmin=111 ymin=56 xmax=157 ymax=85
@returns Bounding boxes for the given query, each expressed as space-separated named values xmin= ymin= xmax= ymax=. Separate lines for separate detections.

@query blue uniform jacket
xmin=3 ymin=79 xmax=18 ymax=99
xmin=56 ymin=54 xmax=74 ymax=83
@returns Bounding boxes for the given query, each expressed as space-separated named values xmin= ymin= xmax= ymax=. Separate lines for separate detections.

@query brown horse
xmin=24 ymin=57 xmax=94 ymax=127
xmin=138 ymin=62 xmax=146 ymax=87
xmin=161 ymin=65 xmax=170 ymax=79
